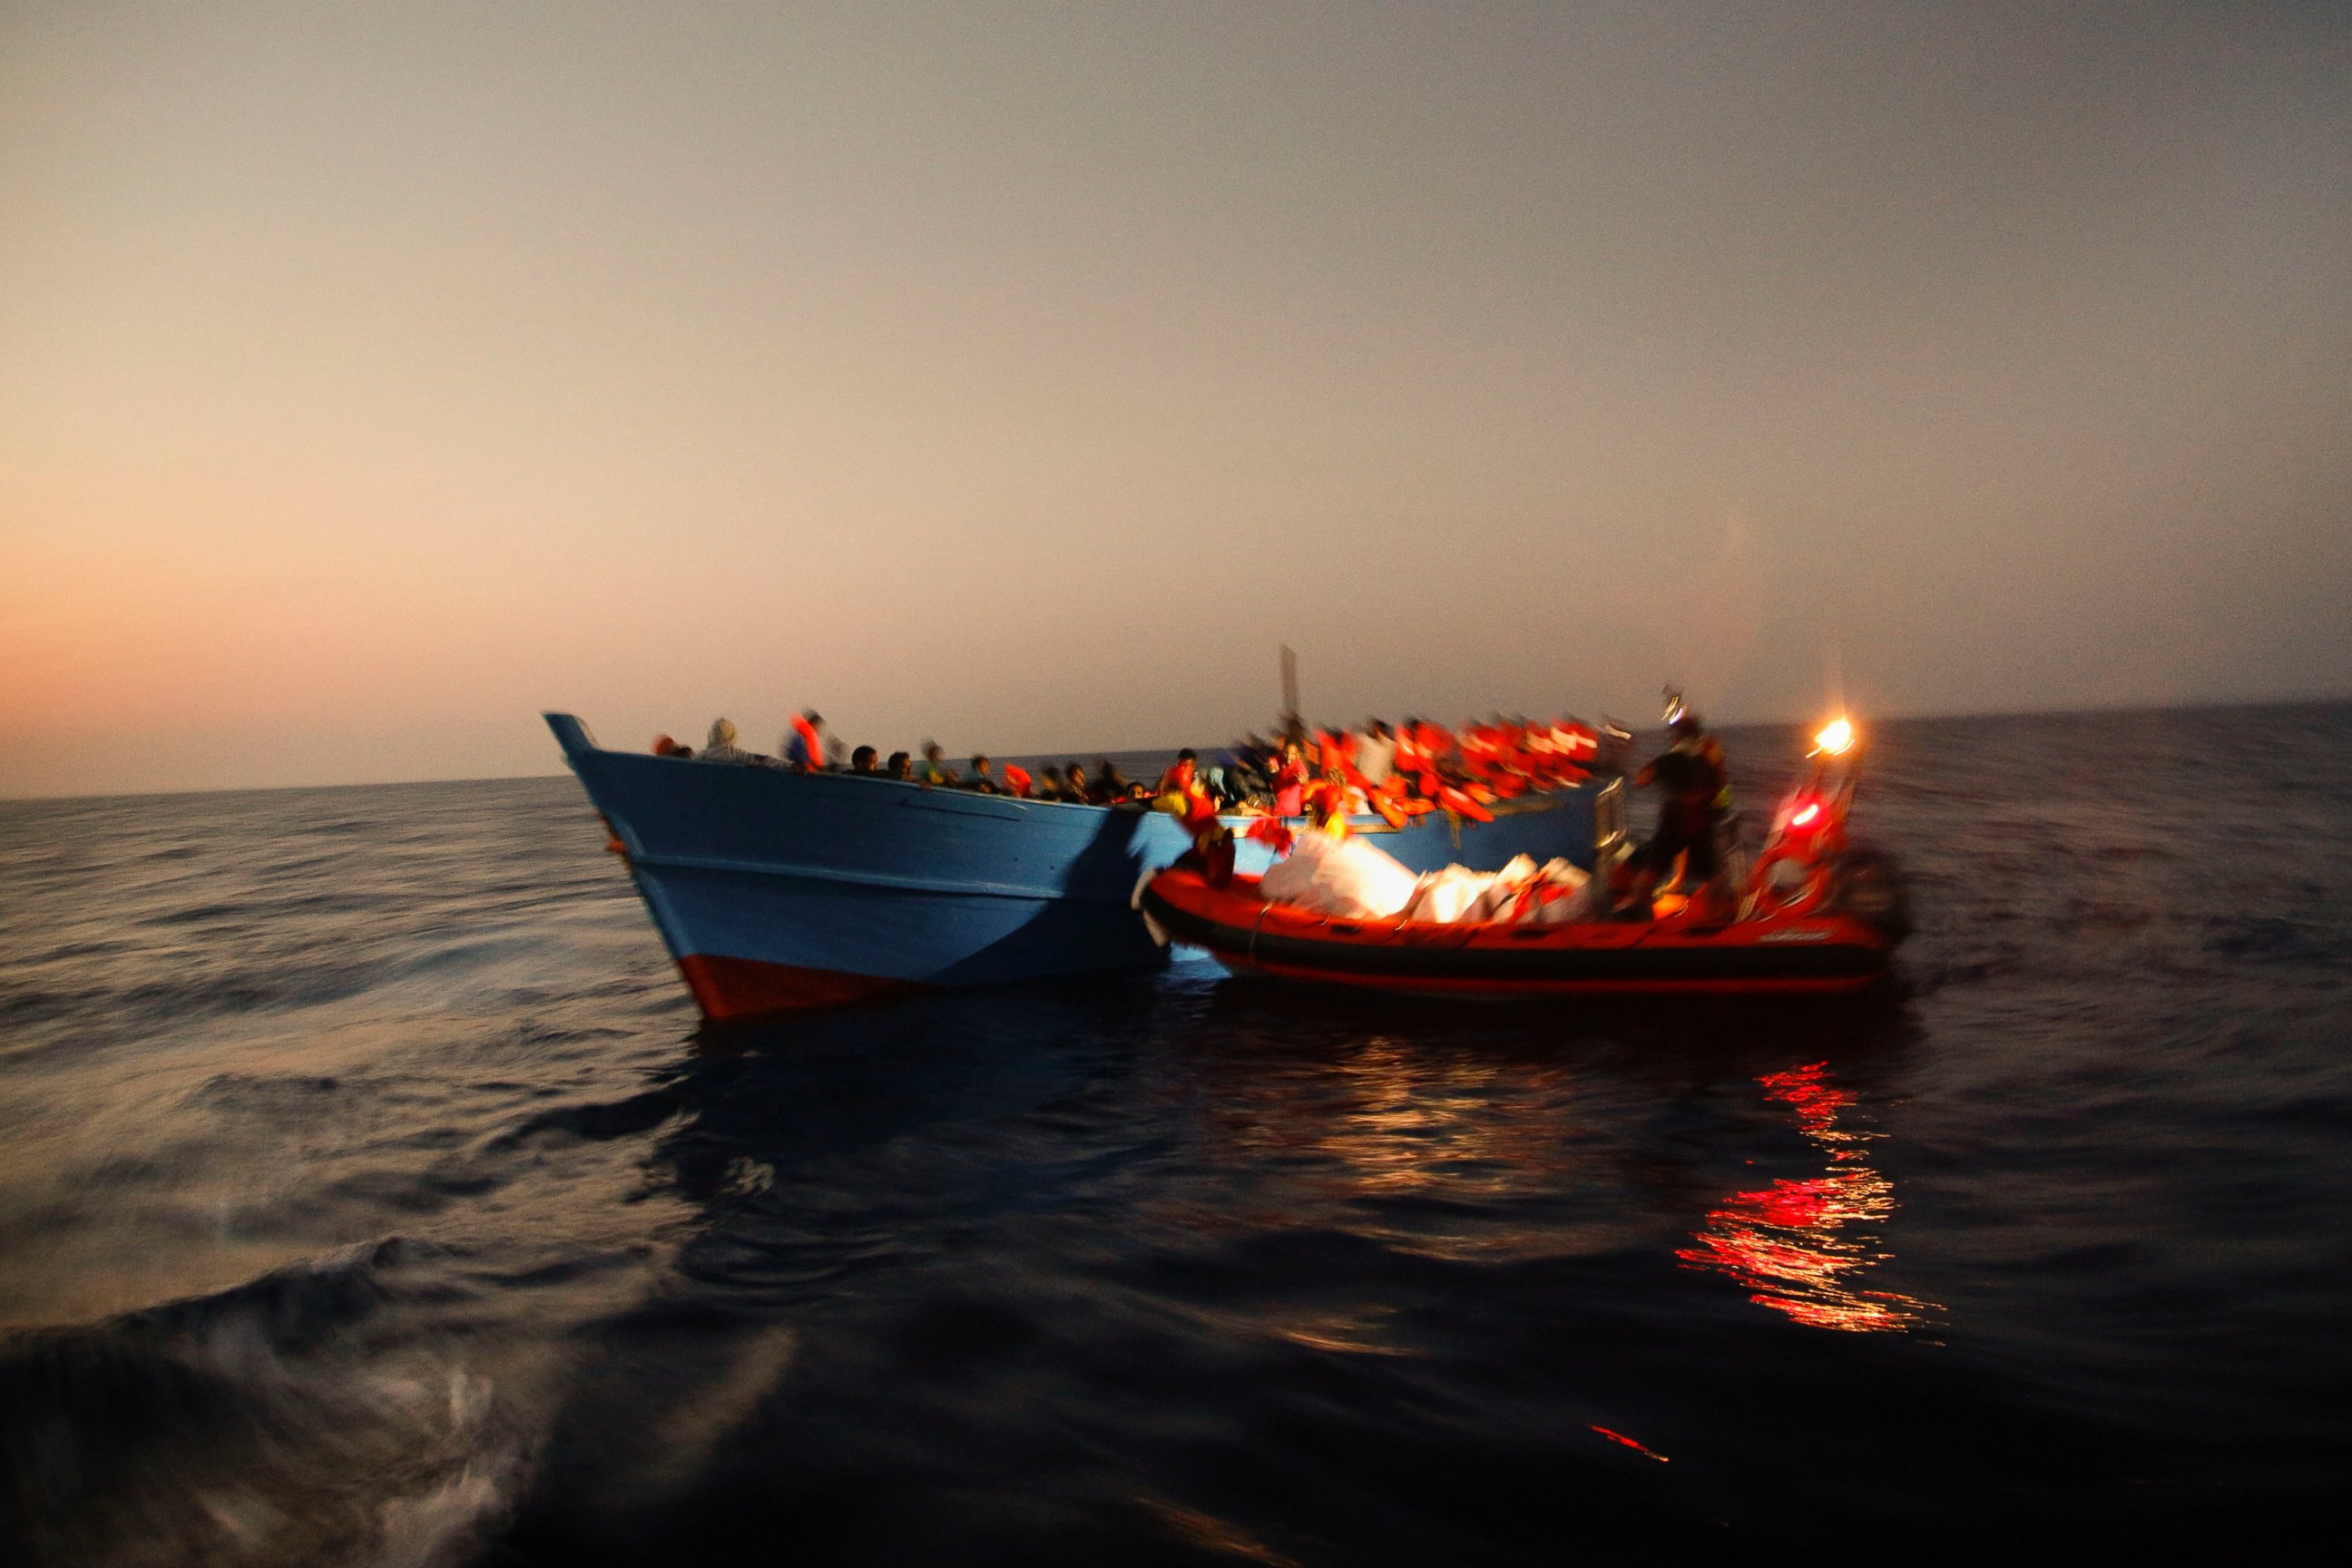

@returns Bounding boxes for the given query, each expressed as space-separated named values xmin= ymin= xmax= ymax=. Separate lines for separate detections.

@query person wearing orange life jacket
xmin=1156 ymin=750 xmax=1235 ymax=885
xmin=1416 ymin=720 xmax=1455 ymax=799
xmin=1387 ymin=719 xmax=1430 ymax=802
xmin=1458 ymin=720 xmax=1498 ymax=776
xmin=1375 ymin=771 xmax=1428 ymax=820
xmin=785 ymin=710 xmax=826 ymax=771
xmin=1155 ymin=750 xmax=1221 ymax=838
xmin=1298 ymin=732 xmax=1402 ymax=828
xmin=1400 ymin=726 xmax=1440 ymax=804
xmin=1153 ymin=749 xmax=1199 ymax=800
xmin=1352 ymin=762 xmax=1408 ymax=828
xmin=1300 ymin=762 xmax=1357 ymax=838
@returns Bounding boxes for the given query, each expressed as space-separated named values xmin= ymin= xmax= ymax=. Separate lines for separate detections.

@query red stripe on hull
xmin=1217 ymin=955 xmax=1879 ymax=998
xmin=677 ymin=953 xmax=930 ymax=1020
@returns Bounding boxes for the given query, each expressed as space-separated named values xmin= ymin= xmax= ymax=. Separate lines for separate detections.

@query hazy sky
xmin=5 ymin=1 xmax=2347 ymax=796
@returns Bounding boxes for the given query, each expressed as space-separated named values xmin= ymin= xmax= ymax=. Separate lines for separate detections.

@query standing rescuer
xmin=1623 ymin=696 xmax=1732 ymax=918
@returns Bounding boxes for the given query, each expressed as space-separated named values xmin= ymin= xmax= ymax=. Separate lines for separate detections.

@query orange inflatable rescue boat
xmin=1140 ymin=715 xmax=1910 ymax=1000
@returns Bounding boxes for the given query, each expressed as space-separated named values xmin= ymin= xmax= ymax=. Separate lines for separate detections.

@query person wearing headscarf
xmin=701 ymin=718 xmax=752 ymax=764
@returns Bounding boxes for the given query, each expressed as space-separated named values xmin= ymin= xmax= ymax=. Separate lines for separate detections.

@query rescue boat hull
xmin=1140 ymin=869 xmax=1897 ymax=999
xmin=545 ymin=713 xmax=1598 ymax=1020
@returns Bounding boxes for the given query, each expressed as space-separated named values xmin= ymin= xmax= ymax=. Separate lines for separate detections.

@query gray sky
xmin=4 ymin=1 xmax=2347 ymax=796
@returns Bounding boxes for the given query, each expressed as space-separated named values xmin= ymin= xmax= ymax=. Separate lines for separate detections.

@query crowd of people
xmin=648 ymin=711 xmax=1603 ymax=821
xmin=648 ymin=713 xmax=1162 ymax=805
xmin=649 ymin=701 xmax=1737 ymax=916
xmin=1201 ymin=716 xmax=1601 ymax=828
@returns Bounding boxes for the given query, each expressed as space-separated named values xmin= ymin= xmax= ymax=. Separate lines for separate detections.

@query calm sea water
xmin=3 ymin=704 xmax=2348 ymax=1565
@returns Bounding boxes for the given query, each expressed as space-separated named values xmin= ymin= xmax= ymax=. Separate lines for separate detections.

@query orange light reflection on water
xmin=1676 ymin=1063 xmax=1937 ymax=1333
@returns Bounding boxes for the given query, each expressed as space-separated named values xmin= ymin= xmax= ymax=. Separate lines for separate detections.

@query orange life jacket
xmin=789 ymin=715 xmax=823 ymax=769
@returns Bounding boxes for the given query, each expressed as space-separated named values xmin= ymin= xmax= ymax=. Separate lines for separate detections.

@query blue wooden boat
xmin=546 ymin=713 xmax=1597 ymax=1019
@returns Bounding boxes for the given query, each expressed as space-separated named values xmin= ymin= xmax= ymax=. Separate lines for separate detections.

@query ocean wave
xmin=0 ymin=1240 xmax=524 ymax=1568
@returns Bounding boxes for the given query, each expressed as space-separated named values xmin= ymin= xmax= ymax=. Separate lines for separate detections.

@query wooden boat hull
xmin=545 ymin=713 xmax=1598 ymax=1018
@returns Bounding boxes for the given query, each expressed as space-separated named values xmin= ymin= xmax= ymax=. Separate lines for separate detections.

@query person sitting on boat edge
xmin=918 ymin=741 xmax=957 ymax=789
xmin=1214 ymin=747 xmax=1271 ymax=808
xmin=652 ymin=734 xmax=692 ymax=759
xmin=1622 ymin=708 xmax=1732 ymax=919
xmin=962 ymin=755 xmax=1001 ymax=794
xmin=1271 ymin=740 xmax=1308 ymax=817
xmin=887 ymin=750 xmax=913 ymax=781
xmin=701 ymin=718 xmax=754 ymax=764
xmin=1101 ymin=761 xmax=1151 ymax=805
xmin=785 ymin=710 xmax=827 ymax=771
xmin=1156 ymin=749 xmax=1234 ymax=886
xmin=849 ymin=745 xmax=879 ymax=775
xmin=1154 ymin=748 xmax=1200 ymax=801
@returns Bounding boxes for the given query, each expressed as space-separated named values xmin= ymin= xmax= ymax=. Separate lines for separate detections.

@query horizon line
xmin=5 ymin=690 xmax=2346 ymax=808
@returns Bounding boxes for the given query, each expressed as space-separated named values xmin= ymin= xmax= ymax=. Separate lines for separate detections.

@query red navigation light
xmin=1788 ymin=799 xmax=1822 ymax=829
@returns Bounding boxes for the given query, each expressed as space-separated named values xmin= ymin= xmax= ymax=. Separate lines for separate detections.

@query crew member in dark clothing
xmin=1625 ymin=710 xmax=1732 ymax=917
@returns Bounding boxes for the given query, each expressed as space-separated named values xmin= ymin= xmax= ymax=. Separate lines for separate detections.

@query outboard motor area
xmin=1743 ymin=716 xmax=1911 ymax=940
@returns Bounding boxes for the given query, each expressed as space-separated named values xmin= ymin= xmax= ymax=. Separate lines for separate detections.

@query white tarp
xmin=1257 ymin=831 xmax=1424 ymax=918
xmin=1262 ymin=838 xmax=1595 ymax=926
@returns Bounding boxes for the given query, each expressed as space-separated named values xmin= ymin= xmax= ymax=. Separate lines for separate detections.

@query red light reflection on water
xmin=1589 ymin=1424 xmax=1670 ymax=1463
xmin=1676 ymin=1063 xmax=1936 ymax=1333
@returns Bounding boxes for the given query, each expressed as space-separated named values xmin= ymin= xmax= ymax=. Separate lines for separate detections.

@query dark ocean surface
xmin=3 ymin=703 xmax=2348 ymax=1565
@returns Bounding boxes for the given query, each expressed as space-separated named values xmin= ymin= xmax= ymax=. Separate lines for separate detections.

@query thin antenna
xmin=1279 ymin=645 xmax=1302 ymax=742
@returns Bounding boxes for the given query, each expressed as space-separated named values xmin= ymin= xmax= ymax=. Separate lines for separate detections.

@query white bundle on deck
xmin=1258 ymin=831 xmax=1425 ymax=917
xmin=1260 ymin=839 xmax=1596 ymax=925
